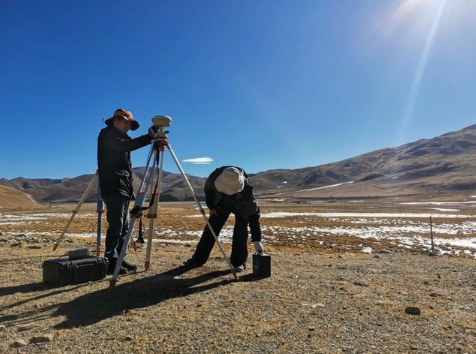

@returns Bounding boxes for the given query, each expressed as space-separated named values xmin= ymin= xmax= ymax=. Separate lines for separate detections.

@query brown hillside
xmin=253 ymin=123 xmax=476 ymax=198
xmin=0 ymin=185 xmax=40 ymax=209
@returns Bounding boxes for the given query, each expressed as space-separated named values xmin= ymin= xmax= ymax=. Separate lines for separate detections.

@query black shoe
xmin=122 ymin=259 xmax=138 ymax=272
xmin=107 ymin=261 xmax=128 ymax=275
xmin=183 ymin=258 xmax=205 ymax=268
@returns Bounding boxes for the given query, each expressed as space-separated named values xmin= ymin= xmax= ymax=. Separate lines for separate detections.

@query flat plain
xmin=0 ymin=199 xmax=475 ymax=353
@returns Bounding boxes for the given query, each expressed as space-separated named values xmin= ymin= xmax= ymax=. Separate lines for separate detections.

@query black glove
xmin=148 ymin=126 xmax=159 ymax=138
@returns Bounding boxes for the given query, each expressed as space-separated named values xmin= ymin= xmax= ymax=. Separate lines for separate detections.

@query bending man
xmin=184 ymin=166 xmax=264 ymax=272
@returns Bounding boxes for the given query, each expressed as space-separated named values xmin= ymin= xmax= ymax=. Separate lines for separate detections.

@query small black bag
xmin=43 ymin=257 xmax=109 ymax=285
xmin=252 ymin=253 xmax=271 ymax=277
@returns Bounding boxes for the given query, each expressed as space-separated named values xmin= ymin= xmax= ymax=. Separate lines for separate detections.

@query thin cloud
xmin=182 ymin=157 xmax=214 ymax=165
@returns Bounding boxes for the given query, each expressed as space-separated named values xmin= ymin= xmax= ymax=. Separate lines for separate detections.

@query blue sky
xmin=1 ymin=0 xmax=476 ymax=179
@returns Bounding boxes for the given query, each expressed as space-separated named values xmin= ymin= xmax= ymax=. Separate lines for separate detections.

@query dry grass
xmin=0 ymin=242 xmax=475 ymax=354
xmin=0 ymin=202 xmax=475 ymax=353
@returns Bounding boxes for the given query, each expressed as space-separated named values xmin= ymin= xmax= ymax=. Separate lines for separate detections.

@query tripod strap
xmin=137 ymin=217 xmax=145 ymax=243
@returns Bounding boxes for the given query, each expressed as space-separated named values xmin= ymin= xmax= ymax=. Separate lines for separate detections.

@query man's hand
xmin=209 ymin=209 xmax=218 ymax=217
xmin=253 ymin=241 xmax=264 ymax=254
xmin=148 ymin=126 xmax=159 ymax=138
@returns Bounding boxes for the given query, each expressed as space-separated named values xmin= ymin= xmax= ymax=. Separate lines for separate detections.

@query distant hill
xmin=2 ymin=123 xmax=476 ymax=204
xmin=0 ymin=169 xmax=207 ymax=204
xmin=251 ymin=123 xmax=476 ymax=198
xmin=0 ymin=185 xmax=40 ymax=209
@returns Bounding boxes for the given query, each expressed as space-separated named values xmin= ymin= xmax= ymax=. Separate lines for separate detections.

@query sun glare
xmin=376 ymin=0 xmax=476 ymax=46
xmin=398 ymin=0 xmax=448 ymax=142
xmin=392 ymin=0 xmax=433 ymax=21
xmin=371 ymin=0 xmax=476 ymax=143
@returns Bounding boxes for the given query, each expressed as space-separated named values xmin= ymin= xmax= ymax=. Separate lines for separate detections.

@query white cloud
xmin=182 ymin=157 xmax=214 ymax=165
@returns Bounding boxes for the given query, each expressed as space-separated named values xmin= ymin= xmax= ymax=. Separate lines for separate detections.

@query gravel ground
xmin=0 ymin=239 xmax=475 ymax=354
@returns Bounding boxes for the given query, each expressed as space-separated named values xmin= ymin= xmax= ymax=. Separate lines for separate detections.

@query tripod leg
xmin=141 ymin=149 xmax=158 ymax=264
xmin=166 ymin=143 xmax=237 ymax=280
xmin=110 ymin=144 xmax=156 ymax=287
xmin=145 ymin=147 xmax=165 ymax=271
xmin=96 ymin=183 xmax=104 ymax=257
xmin=53 ymin=172 xmax=98 ymax=251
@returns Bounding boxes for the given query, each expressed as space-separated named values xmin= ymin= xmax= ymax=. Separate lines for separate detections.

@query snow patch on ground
xmin=5 ymin=210 xmax=476 ymax=259
xmin=429 ymin=208 xmax=460 ymax=212
xmin=261 ymin=212 xmax=472 ymax=219
xmin=401 ymin=201 xmax=476 ymax=205
xmin=0 ymin=213 xmax=96 ymax=225
xmin=296 ymin=181 xmax=354 ymax=193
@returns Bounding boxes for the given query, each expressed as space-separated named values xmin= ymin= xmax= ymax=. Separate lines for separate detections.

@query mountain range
xmin=254 ymin=123 xmax=476 ymax=199
xmin=2 ymin=123 xmax=476 ymax=205
xmin=0 ymin=168 xmax=206 ymax=204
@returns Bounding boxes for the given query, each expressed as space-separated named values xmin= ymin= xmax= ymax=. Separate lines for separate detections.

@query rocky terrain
xmin=0 ymin=202 xmax=475 ymax=353
xmin=0 ymin=237 xmax=475 ymax=354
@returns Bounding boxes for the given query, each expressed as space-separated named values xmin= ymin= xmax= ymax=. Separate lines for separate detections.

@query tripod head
xmin=151 ymin=115 xmax=172 ymax=141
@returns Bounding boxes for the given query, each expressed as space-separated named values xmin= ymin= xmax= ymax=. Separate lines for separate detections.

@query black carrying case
xmin=42 ymin=257 xmax=109 ymax=285
xmin=252 ymin=253 xmax=271 ymax=277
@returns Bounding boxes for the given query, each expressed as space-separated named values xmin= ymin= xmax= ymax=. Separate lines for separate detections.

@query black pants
xmin=103 ymin=194 xmax=130 ymax=261
xmin=191 ymin=207 xmax=249 ymax=267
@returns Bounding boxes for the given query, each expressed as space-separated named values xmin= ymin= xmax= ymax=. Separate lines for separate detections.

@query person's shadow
xmin=53 ymin=266 xmax=234 ymax=328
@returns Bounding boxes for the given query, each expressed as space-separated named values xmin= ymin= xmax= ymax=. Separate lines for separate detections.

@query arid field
xmin=0 ymin=199 xmax=475 ymax=353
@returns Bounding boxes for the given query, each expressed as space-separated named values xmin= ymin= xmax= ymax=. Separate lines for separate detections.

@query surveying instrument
xmin=110 ymin=115 xmax=237 ymax=287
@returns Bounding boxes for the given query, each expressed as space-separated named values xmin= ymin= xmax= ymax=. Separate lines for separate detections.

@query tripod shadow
xmin=0 ymin=280 xmax=106 ymax=327
xmin=0 ymin=280 xmax=100 ymax=313
xmin=53 ymin=266 xmax=232 ymax=328
xmin=0 ymin=282 xmax=49 ymax=297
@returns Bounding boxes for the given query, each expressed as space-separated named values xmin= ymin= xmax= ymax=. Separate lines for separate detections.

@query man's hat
xmin=105 ymin=109 xmax=139 ymax=131
xmin=214 ymin=167 xmax=246 ymax=195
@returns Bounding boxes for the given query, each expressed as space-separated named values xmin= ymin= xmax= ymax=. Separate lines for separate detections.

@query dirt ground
xmin=0 ymin=202 xmax=475 ymax=353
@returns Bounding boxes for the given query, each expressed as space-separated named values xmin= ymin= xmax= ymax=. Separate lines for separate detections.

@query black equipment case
xmin=43 ymin=257 xmax=109 ymax=285
xmin=252 ymin=253 xmax=271 ymax=277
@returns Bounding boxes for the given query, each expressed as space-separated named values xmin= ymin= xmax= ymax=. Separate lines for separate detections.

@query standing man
xmin=98 ymin=108 xmax=154 ymax=275
xmin=184 ymin=166 xmax=264 ymax=272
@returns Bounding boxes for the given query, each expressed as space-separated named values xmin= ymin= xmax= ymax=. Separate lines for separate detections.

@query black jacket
xmin=205 ymin=166 xmax=262 ymax=241
xmin=97 ymin=125 xmax=152 ymax=199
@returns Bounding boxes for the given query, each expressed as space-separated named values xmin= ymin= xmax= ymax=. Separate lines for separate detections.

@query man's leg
xmin=118 ymin=203 xmax=138 ymax=271
xmin=117 ymin=202 xmax=130 ymax=259
xmin=103 ymin=194 xmax=130 ymax=273
xmin=188 ymin=210 xmax=230 ymax=265
xmin=230 ymin=213 xmax=249 ymax=268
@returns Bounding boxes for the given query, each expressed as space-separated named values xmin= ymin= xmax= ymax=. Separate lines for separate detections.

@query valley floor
xmin=0 ymin=202 xmax=475 ymax=353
